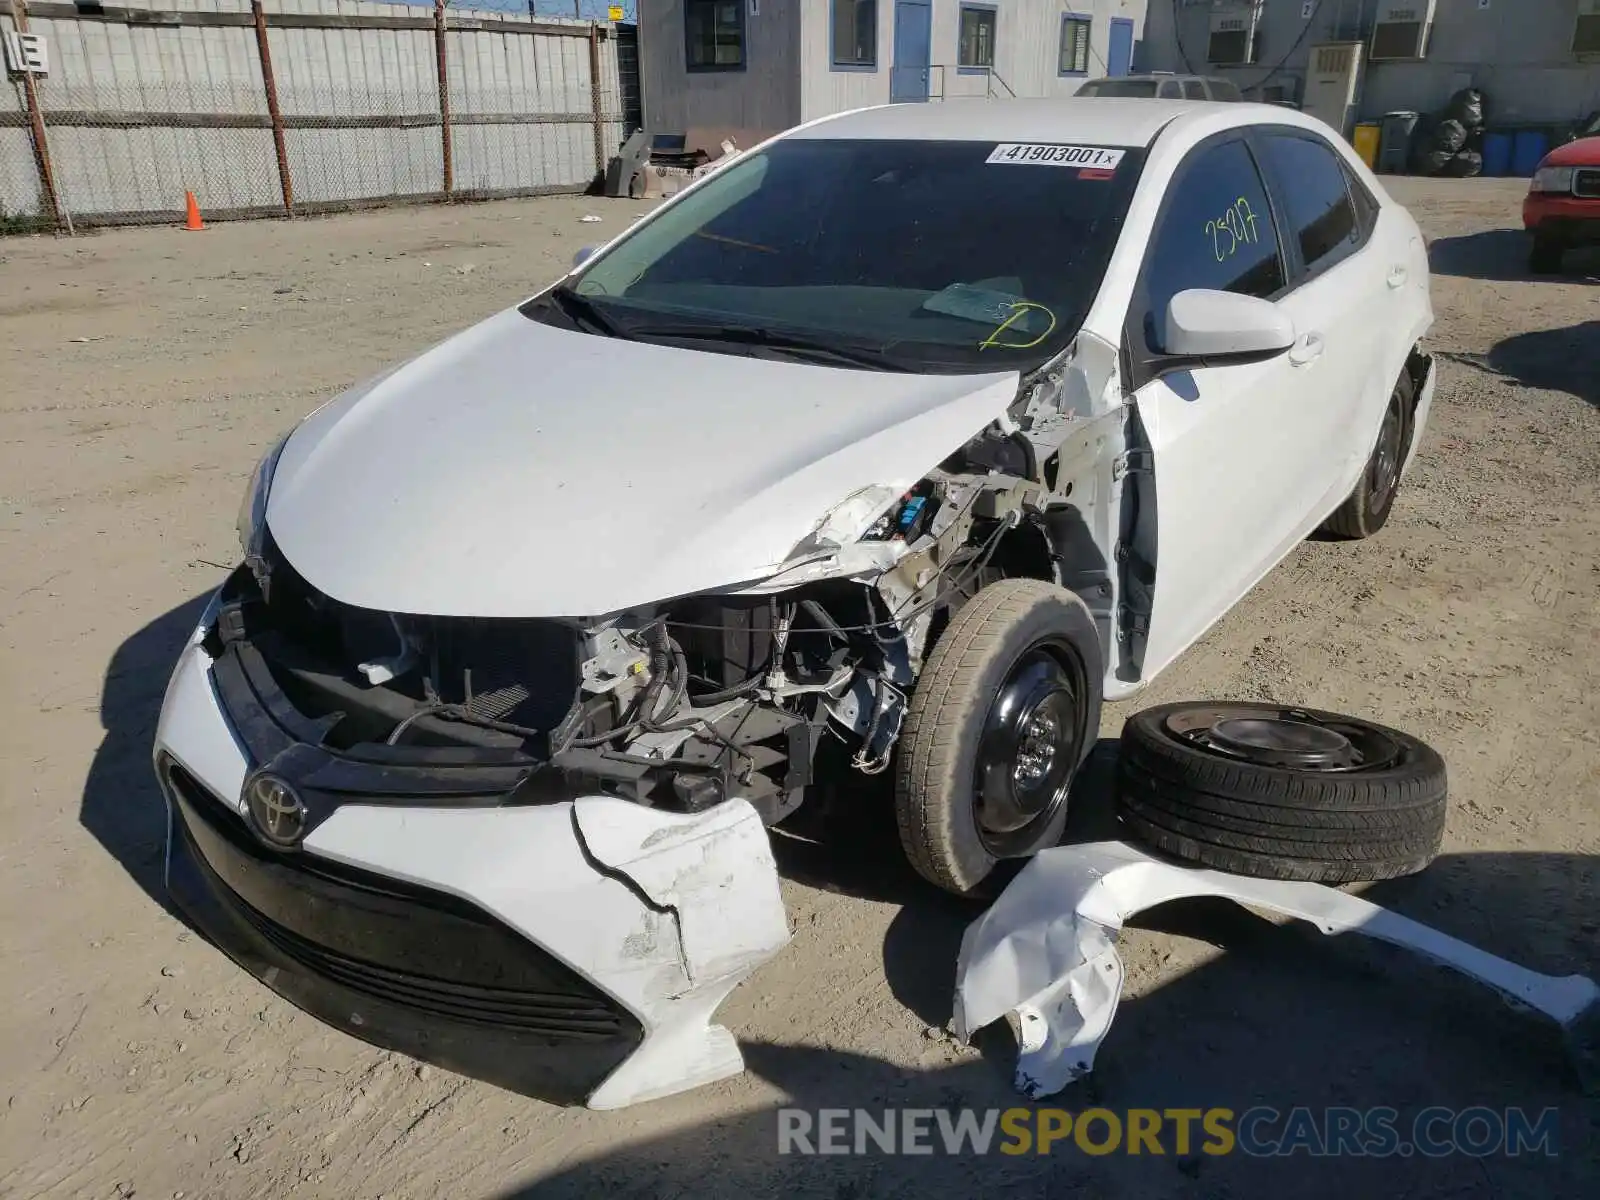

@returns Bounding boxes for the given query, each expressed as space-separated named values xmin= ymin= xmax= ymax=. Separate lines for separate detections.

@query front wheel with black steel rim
xmin=1320 ymin=368 xmax=1415 ymax=540
xmin=895 ymin=579 xmax=1103 ymax=896
xmin=1116 ymin=701 xmax=1448 ymax=883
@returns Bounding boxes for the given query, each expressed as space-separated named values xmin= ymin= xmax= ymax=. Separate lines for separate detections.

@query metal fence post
xmin=434 ymin=0 xmax=453 ymax=196
xmin=8 ymin=0 xmax=63 ymax=231
xmin=251 ymin=0 xmax=293 ymax=214
xmin=588 ymin=22 xmax=604 ymax=177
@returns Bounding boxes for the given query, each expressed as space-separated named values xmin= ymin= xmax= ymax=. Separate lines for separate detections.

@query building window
xmin=1060 ymin=14 xmax=1091 ymax=75
xmin=958 ymin=4 xmax=996 ymax=70
xmin=685 ymin=0 xmax=745 ymax=72
xmin=832 ymin=0 xmax=877 ymax=70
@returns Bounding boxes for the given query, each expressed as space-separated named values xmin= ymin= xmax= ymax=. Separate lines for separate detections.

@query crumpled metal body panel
xmin=954 ymin=840 xmax=1600 ymax=1100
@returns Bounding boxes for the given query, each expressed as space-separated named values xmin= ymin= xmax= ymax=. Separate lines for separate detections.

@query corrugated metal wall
xmin=0 ymin=0 xmax=625 ymax=230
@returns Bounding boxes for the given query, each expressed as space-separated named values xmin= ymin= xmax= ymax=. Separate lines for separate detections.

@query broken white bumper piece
xmin=953 ymin=840 xmax=1600 ymax=1100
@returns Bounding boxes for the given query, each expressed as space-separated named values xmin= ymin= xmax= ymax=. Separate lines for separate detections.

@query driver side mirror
xmin=1161 ymin=289 xmax=1296 ymax=366
xmin=572 ymin=245 xmax=599 ymax=268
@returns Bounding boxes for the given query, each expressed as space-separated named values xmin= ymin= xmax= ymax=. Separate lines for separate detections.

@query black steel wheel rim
xmin=973 ymin=641 xmax=1084 ymax=856
xmin=1163 ymin=704 xmax=1403 ymax=773
xmin=1369 ymin=389 xmax=1405 ymax=506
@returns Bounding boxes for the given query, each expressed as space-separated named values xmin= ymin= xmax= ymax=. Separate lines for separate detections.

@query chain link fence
xmin=0 ymin=0 xmax=626 ymax=232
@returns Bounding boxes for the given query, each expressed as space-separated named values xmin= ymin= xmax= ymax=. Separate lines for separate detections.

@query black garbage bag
xmin=1446 ymin=87 xmax=1486 ymax=128
xmin=1433 ymin=119 xmax=1468 ymax=153
xmin=1445 ymin=150 xmax=1483 ymax=178
xmin=1419 ymin=148 xmax=1456 ymax=177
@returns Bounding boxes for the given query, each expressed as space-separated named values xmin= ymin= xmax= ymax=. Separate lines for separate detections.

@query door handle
xmin=1387 ymin=263 xmax=1409 ymax=289
xmin=1288 ymin=331 xmax=1325 ymax=367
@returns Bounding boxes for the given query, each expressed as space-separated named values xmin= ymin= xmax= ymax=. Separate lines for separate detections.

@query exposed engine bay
xmin=212 ymin=333 xmax=1138 ymax=826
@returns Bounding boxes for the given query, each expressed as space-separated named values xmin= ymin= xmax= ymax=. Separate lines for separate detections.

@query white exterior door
xmin=1126 ymin=135 xmax=1338 ymax=679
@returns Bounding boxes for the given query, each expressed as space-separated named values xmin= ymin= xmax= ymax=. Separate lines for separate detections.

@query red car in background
xmin=1524 ymin=135 xmax=1600 ymax=273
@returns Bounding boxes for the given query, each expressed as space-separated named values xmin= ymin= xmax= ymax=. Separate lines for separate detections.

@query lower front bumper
xmin=164 ymin=764 xmax=640 ymax=1103
xmin=153 ymin=617 xmax=791 ymax=1109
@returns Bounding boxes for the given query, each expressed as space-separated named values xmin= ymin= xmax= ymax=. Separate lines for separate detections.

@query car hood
xmin=1542 ymin=136 xmax=1600 ymax=169
xmin=266 ymin=307 xmax=1019 ymax=617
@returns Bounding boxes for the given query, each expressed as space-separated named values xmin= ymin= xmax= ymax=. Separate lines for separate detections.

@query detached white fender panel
xmin=954 ymin=840 xmax=1600 ymax=1100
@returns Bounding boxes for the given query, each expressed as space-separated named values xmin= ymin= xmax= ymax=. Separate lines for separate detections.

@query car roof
xmin=786 ymin=98 xmax=1281 ymax=149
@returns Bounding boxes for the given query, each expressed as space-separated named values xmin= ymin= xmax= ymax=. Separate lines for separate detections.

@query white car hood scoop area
xmin=266 ymin=308 xmax=1018 ymax=617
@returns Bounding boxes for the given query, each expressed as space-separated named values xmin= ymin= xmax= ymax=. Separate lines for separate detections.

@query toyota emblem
xmin=244 ymin=772 xmax=306 ymax=848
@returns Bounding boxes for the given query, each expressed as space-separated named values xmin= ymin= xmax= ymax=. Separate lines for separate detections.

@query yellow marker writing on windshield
xmin=980 ymin=301 xmax=1057 ymax=350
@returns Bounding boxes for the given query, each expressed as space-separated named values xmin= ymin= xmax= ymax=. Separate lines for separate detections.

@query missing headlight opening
xmin=206 ymin=366 xmax=1121 ymax=837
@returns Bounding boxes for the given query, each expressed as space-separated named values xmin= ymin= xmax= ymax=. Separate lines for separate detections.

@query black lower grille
xmin=166 ymin=763 xmax=634 ymax=1043
xmin=235 ymin=903 xmax=625 ymax=1038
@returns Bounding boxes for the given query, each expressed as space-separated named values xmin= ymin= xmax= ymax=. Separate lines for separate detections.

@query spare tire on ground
xmin=1115 ymin=702 xmax=1448 ymax=884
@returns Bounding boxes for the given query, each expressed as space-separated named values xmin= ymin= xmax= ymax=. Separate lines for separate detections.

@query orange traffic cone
xmin=183 ymin=191 xmax=204 ymax=231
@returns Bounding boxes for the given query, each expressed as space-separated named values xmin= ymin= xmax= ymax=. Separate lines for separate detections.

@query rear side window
xmin=1141 ymin=138 xmax=1285 ymax=349
xmin=1343 ymin=161 xmax=1381 ymax=238
xmin=1182 ymin=80 xmax=1206 ymax=100
xmin=1256 ymin=133 xmax=1360 ymax=275
xmin=1158 ymin=79 xmax=1183 ymax=98
xmin=1209 ymin=79 xmax=1243 ymax=101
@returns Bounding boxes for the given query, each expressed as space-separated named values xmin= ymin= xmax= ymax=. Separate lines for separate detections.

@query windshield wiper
xmin=621 ymin=323 xmax=906 ymax=371
xmin=545 ymin=287 xmax=632 ymax=340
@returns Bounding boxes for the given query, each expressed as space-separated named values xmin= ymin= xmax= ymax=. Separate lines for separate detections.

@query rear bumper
xmin=152 ymin=596 xmax=790 ymax=1108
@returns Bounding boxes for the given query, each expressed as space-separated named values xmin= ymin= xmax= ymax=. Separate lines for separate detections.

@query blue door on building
xmin=891 ymin=1 xmax=932 ymax=102
xmin=1107 ymin=17 xmax=1135 ymax=77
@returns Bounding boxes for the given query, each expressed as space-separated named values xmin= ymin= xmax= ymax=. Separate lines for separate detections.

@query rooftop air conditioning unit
xmin=1370 ymin=0 xmax=1435 ymax=62
xmin=1207 ymin=1 xmax=1261 ymax=67
xmin=1576 ymin=0 xmax=1600 ymax=57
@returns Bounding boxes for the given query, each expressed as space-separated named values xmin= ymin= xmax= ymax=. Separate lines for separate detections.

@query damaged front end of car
xmin=156 ymin=324 xmax=1141 ymax=1108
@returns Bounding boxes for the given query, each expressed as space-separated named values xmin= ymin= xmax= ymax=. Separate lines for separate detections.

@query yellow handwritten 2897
xmin=1206 ymin=197 xmax=1262 ymax=263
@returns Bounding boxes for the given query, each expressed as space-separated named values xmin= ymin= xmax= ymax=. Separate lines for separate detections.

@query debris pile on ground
xmin=1413 ymin=88 xmax=1488 ymax=178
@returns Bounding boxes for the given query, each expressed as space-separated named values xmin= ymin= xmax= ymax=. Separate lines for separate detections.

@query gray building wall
xmin=1141 ymin=0 xmax=1600 ymax=125
xmin=639 ymin=0 xmax=803 ymax=134
xmin=640 ymin=0 xmax=1148 ymax=136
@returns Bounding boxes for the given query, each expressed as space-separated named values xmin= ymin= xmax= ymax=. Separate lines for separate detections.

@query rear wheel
xmin=895 ymin=580 xmax=1102 ymax=896
xmin=1320 ymin=369 xmax=1414 ymax=540
xmin=1528 ymin=234 xmax=1565 ymax=275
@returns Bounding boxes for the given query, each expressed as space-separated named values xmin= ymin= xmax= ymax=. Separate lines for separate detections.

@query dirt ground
xmin=1 ymin=178 xmax=1596 ymax=1199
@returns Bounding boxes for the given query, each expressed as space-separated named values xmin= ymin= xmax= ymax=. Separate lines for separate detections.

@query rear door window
xmin=1255 ymin=132 xmax=1361 ymax=277
xmin=1209 ymin=79 xmax=1243 ymax=101
xmin=1139 ymin=137 xmax=1286 ymax=352
xmin=1182 ymin=80 xmax=1207 ymax=100
xmin=1158 ymin=79 xmax=1183 ymax=99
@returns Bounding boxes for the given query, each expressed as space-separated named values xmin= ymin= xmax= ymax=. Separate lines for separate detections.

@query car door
xmin=1122 ymin=134 xmax=1333 ymax=680
xmin=1252 ymin=128 xmax=1393 ymax=515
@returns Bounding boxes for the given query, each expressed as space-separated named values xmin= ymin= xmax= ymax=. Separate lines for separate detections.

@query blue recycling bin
xmin=1481 ymin=131 xmax=1513 ymax=177
xmin=1511 ymin=130 xmax=1549 ymax=177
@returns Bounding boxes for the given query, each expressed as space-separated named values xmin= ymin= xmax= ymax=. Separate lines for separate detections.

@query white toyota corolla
xmin=154 ymin=99 xmax=1435 ymax=1108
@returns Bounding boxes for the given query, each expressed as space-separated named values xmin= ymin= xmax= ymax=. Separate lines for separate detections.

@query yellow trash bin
xmin=1352 ymin=123 xmax=1381 ymax=170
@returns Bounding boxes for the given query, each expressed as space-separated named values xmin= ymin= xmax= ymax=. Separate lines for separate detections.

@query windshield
xmin=524 ymin=137 xmax=1144 ymax=374
xmin=1078 ymin=79 xmax=1161 ymax=98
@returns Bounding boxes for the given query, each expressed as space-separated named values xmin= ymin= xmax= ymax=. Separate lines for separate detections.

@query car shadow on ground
xmin=500 ymin=845 xmax=1599 ymax=1199
xmin=1486 ymin=321 xmax=1600 ymax=409
xmin=78 ymin=592 xmax=211 ymax=919
xmin=1427 ymin=229 xmax=1600 ymax=283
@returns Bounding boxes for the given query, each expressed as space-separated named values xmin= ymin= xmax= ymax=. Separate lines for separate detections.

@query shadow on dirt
xmin=78 ymin=591 xmax=211 ymax=918
xmin=500 ymin=846 xmax=1598 ymax=1200
xmin=1428 ymin=229 xmax=1600 ymax=283
xmin=1487 ymin=321 xmax=1600 ymax=409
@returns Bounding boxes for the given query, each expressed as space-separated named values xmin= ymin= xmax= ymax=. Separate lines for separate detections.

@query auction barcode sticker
xmin=987 ymin=143 xmax=1126 ymax=168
